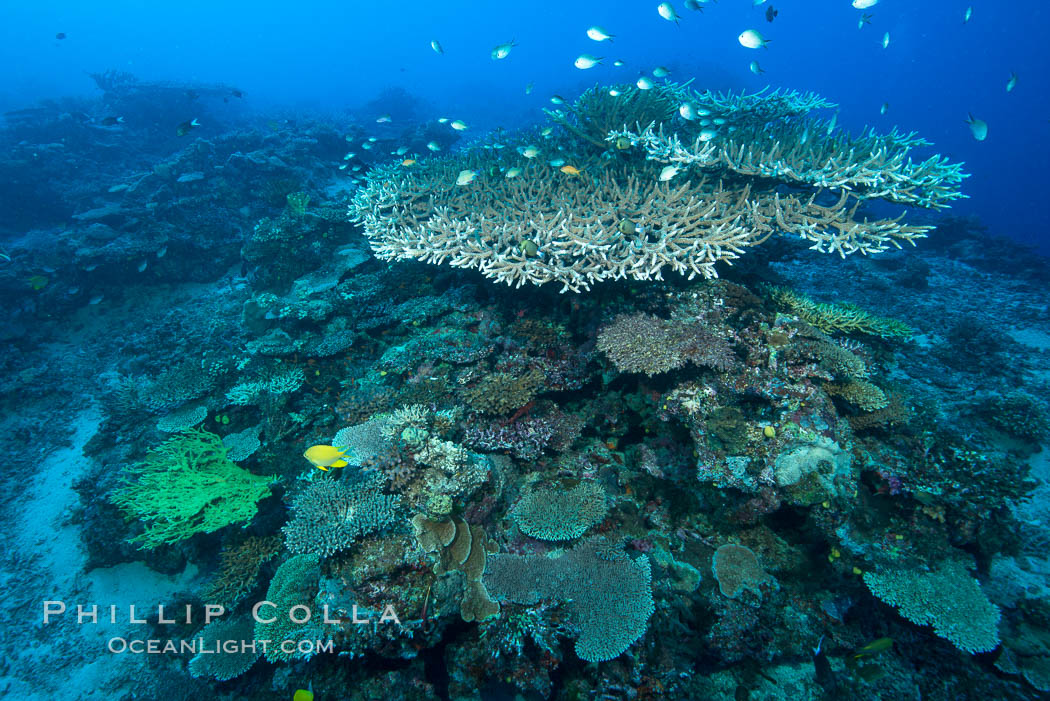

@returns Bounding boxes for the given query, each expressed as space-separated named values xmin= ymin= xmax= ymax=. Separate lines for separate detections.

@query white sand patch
xmin=1010 ymin=327 xmax=1050 ymax=352
xmin=0 ymin=408 xmax=205 ymax=699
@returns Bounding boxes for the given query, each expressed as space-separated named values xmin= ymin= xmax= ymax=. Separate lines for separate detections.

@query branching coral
xmin=510 ymin=481 xmax=608 ymax=541
xmin=282 ymin=472 xmax=400 ymax=558
xmin=352 ymin=82 xmax=963 ymax=293
xmin=254 ymin=554 xmax=328 ymax=663
xmin=187 ymin=615 xmax=260 ymax=681
xmin=110 ymin=429 xmax=275 ymax=549
xmin=597 ymin=313 xmax=734 ymax=376
xmin=483 ymin=536 xmax=654 ymax=662
xmin=769 ymin=287 xmax=911 ymax=339
xmin=203 ymin=535 xmax=282 ymax=607
xmin=863 ymin=559 xmax=1001 ymax=654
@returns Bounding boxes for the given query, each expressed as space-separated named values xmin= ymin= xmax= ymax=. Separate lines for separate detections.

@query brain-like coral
xmin=712 ymin=544 xmax=776 ymax=599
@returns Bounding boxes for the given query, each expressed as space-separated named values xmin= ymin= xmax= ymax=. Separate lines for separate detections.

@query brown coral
xmin=203 ymin=535 xmax=282 ymax=607
xmin=597 ymin=313 xmax=734 ymax=376
xmin=411 ymin=514 xmax=500 ymax=622
xmin=460 ymin=368 xmax=545 ymax=415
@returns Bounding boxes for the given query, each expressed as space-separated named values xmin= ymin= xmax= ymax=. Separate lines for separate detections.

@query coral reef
xmin=353 ymin=82 xmax=964 ymax=292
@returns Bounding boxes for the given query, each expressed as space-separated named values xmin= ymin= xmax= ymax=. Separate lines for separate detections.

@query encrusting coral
xmin=351 ymin=82 xmax=965 ymax=293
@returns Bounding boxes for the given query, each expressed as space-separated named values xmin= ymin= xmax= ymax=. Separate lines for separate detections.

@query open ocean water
xmin=0 ymin=1 xmax=1048 ymax=700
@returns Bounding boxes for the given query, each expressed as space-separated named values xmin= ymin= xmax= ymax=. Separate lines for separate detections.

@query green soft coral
xmin=110 ymin=428 xmax=275 ymax=549
xmin=768 ymin=286 xmax=912 ymax=339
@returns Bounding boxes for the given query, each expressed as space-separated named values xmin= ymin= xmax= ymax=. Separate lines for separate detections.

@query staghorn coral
xmin=352 ymin=83 xmax=963 ymax=293
xmin=156 ymin=403 xmax=207 ymax=433
xmin=282 ymin=472 xmax=400 ymax=558
xmin=483 ymin=535 xmax=655 ymax=663
xmin=460 ymin=368 xmax=545 ymax=415
xmin=354 ymin=159 xmax=774 ymax=293
xmin=863 ymin=559 xmax=1001 ymax=654
xmin=203 ymin=535 xmax=282 ymax=608
xmin=333 ymin=414 xmax=394 ymax=466
xmin=768 ymin=287 xmax=912 ymax=339
xmin=825 ymin=379 xmax=890 ymax=412
xmin=543 ymin=83 xmax=678 ymax=148
xmin=510 ymin=481 xmax=608 ymax=541
xmin=221 ymin=424 xmax=263 ymax=462
xmin=618 ymin=85 xmax=964 ymax=211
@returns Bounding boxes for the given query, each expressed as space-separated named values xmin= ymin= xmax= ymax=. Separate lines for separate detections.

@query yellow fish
xmin=303 ymin=445 xmax=348 ymax=471
xmin=401 ymin=158 xmax=416 ymax=166
xmin=293 ymin=685 xmax=314 ymax=701
xmin=559 ymin=165 xmax=583 ymax=176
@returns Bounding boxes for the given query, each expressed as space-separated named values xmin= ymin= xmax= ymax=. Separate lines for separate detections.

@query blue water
xmin=3 ymin=0 xmax=1047 ymax=250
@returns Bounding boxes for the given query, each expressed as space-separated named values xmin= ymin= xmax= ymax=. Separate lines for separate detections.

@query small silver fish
xmin=491 ymin=41 xmax=517 ymax=60
xmin=1006 ymin=72 xmax=1018 ymax=92
xmin=965 ymin=113 xmax=988 ymax=141
xmin=456 ymin=169 xmax=477 ymax=186
xmin=587 ymin=26 xmax=614 ymax=42
xmin=652 ymin=66 xmax=670 ymax=78
xmin=657 ymin=2 xmax=680 ymax=24
xmin=750 ymin=60 xmax=765 ymax=74
xmin=882 ymin=32 xmax=890 ymax=49
xmin=575 ymin=54 xmax=603 ymax=69
xmin=431 ymin=40 xmax=444 ymax=54
xmin=658 ymin=165 xmax=679 ymax=181
xmin=963 ymin=6 xmax=972 ymax=23
xmin=738 ymin=29 xmax=769 ymax=49
xmin=636 ymin=76 xmax=654 ymax=90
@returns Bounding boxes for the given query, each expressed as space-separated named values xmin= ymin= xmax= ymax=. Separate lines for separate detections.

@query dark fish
xmin=100 ymin=116 xmax=124 ymax=126
xmin=813 ymin=635 xmax=835 ymax=689
xmin=231 ymin=89 xmax=243 ymax=98
xmin=765 ymin=6 xmax=778 ymax=22
xmin=175 ymin=118 xmax=200 ymax=137
xmin=55 ymin=32 xmax=66 ymax=40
